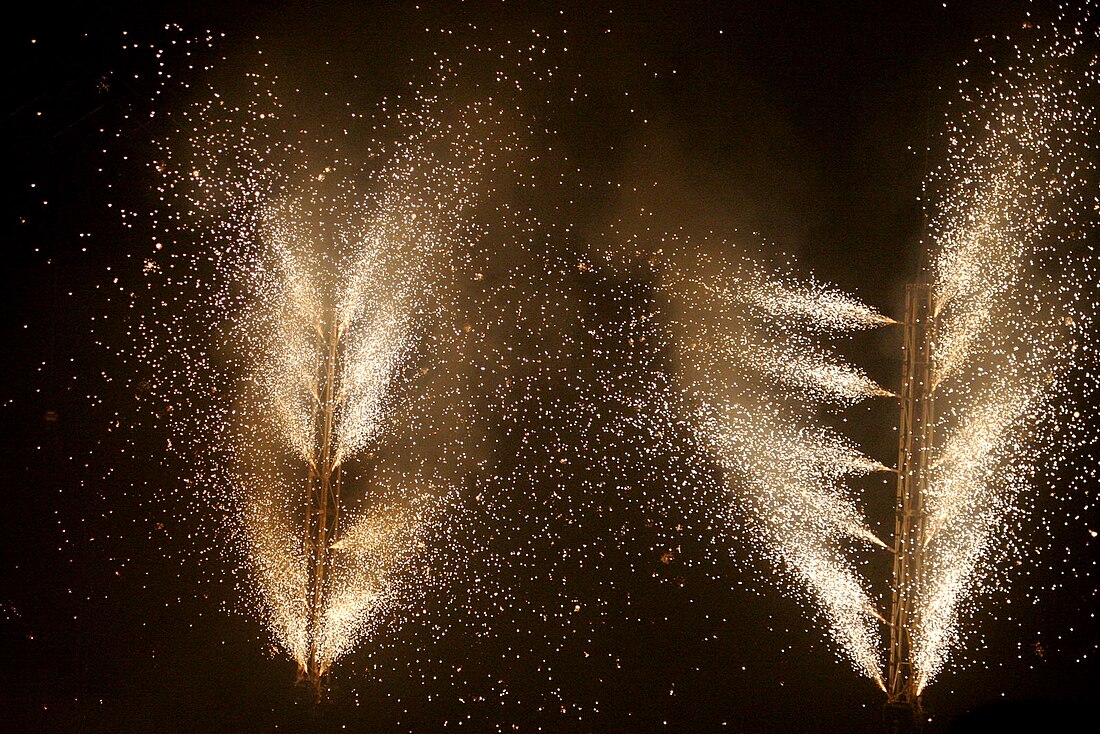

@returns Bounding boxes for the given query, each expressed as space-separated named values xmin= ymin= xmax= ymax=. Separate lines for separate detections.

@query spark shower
xmin=615 ymin=12 xmax=1099 ymax=723
xmin=118 ymin=4 xmax=1100 ymax=725
xmin=133 ymin=41 xmax=530 ymax=698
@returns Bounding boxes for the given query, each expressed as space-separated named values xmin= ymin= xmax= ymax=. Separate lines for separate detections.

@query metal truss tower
xmin=885 ymin=283 xmax=937 ymax=732
xmin=298 ymin=315 xmax=345 ymax=701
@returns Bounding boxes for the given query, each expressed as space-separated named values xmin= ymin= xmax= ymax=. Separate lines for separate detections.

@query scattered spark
xmin=45 ymin=4 xmax=1099 ymax=726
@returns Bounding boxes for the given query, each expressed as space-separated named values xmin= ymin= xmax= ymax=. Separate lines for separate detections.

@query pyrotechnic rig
xmin=884 ymin=283 xmax=937 ymax=732
xmin=298 ymin=314 xmax=343 ymax=700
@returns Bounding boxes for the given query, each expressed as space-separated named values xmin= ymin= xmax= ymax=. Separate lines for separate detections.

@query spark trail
xmin=599 ymin=244 xmax=897 ymax=685
xmin=675 ymin=258 xmax=894 ymax=687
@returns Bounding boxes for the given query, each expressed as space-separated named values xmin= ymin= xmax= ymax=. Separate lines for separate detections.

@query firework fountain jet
xmin=240 ymin=195 xmax=437 ymax=700
xmin=236 ymin=125 xmax=500 ymax=697
xmin=621 ymin=11 xmax=1098 ymax=731
xmin=641 ymin=250 xmax=899 ymax=688
xmin=883 ymin=13 xmax=1098 ymax=727
xmin=285 ymin=277 xmax=393 ymax=694
xmin=136 ymin=44 xmax=520 ymax=696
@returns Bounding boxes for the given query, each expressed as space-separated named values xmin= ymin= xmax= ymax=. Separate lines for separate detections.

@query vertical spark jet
xmin=300 ymin=312 xmax=344 ymax=699
xmin=127 ymin=25 xmax=541 ymax=709
xmin=887 ymin=10 xmax=1099 ymax=719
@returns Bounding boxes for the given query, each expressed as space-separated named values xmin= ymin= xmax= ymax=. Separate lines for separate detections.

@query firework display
xmin=613 ymin=10 xmax=1100 ymax=703
xmin=6 ymin=3 xmax=1100 ymax=732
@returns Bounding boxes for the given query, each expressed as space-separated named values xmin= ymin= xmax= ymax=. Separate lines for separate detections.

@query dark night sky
xmin=2 ymin=2 xmax=1098 ymax=733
